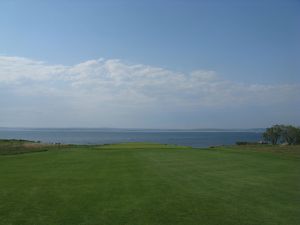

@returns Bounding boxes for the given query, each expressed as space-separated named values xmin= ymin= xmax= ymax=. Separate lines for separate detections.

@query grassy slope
xmin=0 ymin=142 xmax=299 ymax=225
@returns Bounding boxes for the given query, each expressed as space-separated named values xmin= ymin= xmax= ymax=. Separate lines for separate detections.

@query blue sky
xmin=0 ymin=0 xmax=299 ymax=128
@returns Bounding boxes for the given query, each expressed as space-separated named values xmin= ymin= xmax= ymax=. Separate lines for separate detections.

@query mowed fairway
xmin=0 ymin=143 xmax=299 ymax=225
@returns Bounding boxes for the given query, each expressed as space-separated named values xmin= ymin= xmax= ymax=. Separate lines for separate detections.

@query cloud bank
xmin=0 ymin=56 xmax=299 ymax=128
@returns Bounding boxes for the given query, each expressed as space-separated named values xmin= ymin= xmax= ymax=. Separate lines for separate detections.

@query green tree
xmin=281 ymin=125 xmax=300 ymax=145
xmin=296 ymin=129 xmax=300 ymax=144
xmin=263 ymin=125 xmax=282 ymax=145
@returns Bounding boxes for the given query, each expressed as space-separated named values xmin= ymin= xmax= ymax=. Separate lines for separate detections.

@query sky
xmin=0 ymin=0 xmax=299 ymax=129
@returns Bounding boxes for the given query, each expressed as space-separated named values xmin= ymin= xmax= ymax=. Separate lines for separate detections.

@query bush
xmin=236 ymin=141 xmax=249 ymax=145
xmin=235 ymin=141 xmax=263 ymax=145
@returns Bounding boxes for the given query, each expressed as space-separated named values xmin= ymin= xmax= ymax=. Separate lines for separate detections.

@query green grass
xmin=0 ymin=141 xmax=299 ymax=225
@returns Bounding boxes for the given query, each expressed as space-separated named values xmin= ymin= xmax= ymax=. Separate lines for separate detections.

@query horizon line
xmin=0 ymin=126 xmax=266 ymax=131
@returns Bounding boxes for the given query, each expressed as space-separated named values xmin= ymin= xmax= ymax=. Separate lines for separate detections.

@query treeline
xmin=263 ymin=125 xmax=300 ymax=145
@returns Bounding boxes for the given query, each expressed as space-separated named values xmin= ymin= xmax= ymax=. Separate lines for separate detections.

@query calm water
xmin=0 ymin=129 xmax=263 ymax=147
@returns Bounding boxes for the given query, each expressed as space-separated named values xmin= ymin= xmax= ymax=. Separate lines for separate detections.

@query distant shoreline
xmin=0 ymin=127 xmax=265 ymax=133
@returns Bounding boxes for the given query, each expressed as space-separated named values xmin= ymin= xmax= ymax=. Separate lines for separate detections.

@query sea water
xmin=0 ymin=128 xmax=263 ymax=147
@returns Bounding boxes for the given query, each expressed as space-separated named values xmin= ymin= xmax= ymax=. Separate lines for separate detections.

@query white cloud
xmin=1 ymin=55 xmax=299 ymax=105
xmin=0 ymin=56 xmax=67 ymax=83
xmin=0 ymin=55 xmax=299 ymax=127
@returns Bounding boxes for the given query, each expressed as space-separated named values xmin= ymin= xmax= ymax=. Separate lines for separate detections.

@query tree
xmin=281 ymin=125 xmax=300 ymax=145
xmin=263 ymin=125 xmax=300 ymax=145
xmin=263 ymin=125 xmax=282 ymax=145
xmin=296 ymin=129 xmax=300 ymax=144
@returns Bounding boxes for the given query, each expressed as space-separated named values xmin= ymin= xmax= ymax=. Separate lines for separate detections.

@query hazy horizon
xmin=0 ymin=126 xmax=269 ymax=131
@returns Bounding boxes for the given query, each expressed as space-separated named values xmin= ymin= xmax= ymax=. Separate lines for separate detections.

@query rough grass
xmin=0 ymin=141 xmax=299 ymax=225
xmin=0 ymin=139 xmax=67 ymax=155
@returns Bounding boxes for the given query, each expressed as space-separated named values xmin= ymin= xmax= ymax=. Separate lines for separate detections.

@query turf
xmin=0 ymin=142 xmax=299 ymax=225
